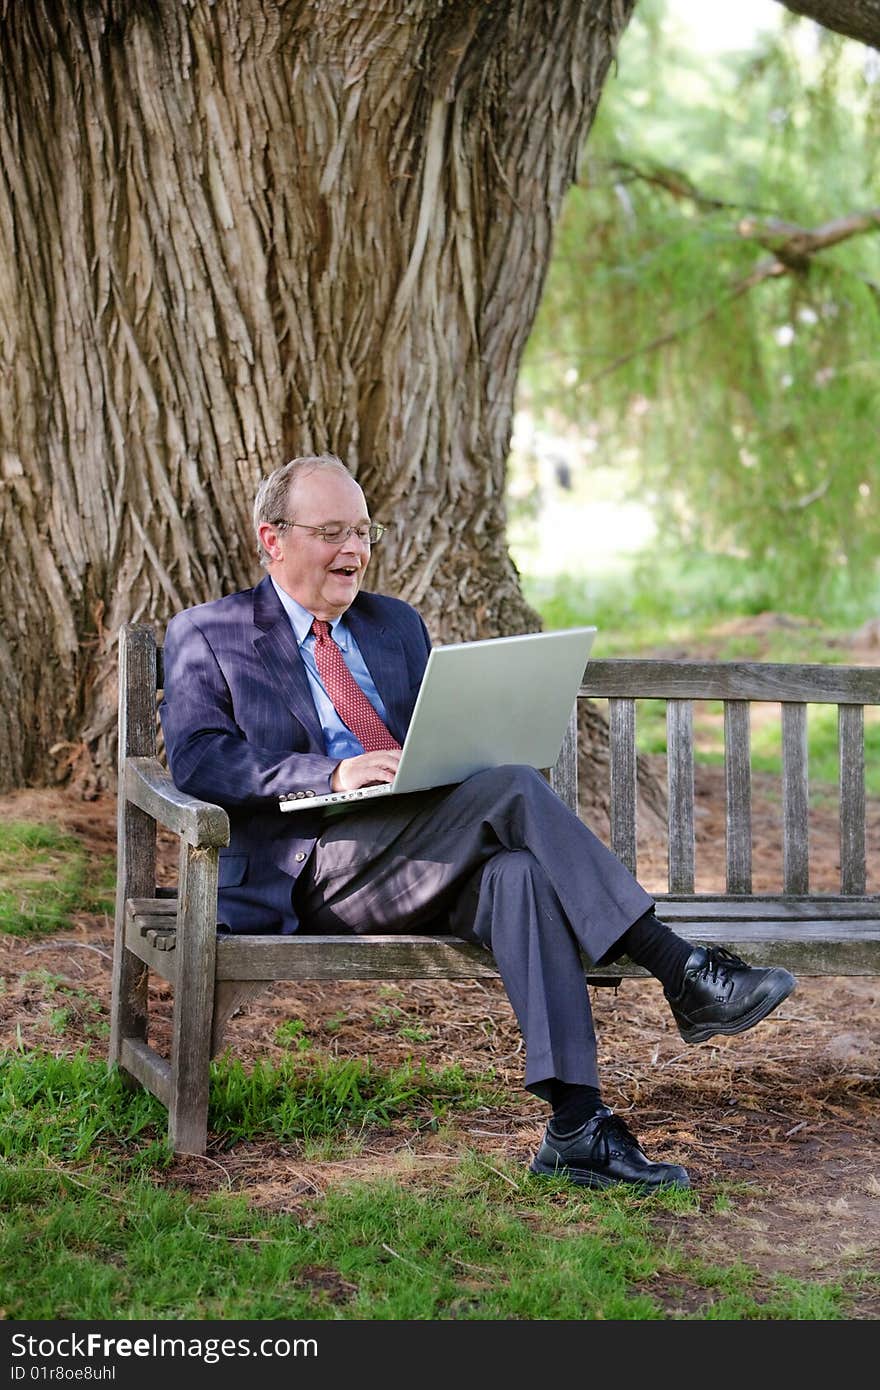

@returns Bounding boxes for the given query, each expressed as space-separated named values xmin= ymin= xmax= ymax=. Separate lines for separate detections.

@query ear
xmin=258 ymin=520 xmax=285 ymax=562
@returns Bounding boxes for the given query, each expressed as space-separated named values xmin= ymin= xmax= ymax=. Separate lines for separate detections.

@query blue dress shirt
xmin=270 ymin=579 xmax=393 ymax=760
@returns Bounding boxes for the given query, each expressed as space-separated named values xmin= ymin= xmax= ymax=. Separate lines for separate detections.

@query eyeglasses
xmin=271 ymin=520 xmax=387 ymax=545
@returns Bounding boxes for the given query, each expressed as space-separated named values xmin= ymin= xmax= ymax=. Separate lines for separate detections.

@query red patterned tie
xmin=310 ymin=619 xmax=401 ymax=751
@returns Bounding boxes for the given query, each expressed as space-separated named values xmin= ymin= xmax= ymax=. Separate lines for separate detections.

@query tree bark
xmin=0 ymin=0 xmax=636 ymax=792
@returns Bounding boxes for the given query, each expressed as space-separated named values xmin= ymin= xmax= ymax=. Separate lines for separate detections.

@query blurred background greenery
xmin=507 ymin=0 xmax=880 ymax=643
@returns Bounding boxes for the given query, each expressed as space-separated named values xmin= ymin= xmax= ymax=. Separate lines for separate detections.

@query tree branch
xmin=606 ymin=158 xmax=760 ymax=213
xmin=581 ymin=207 xmax=880 ymax=385
xmin=735 ymin=209 xmax=880 ymax=269
xmin=775 ymin=0 xmax=880 ymax=50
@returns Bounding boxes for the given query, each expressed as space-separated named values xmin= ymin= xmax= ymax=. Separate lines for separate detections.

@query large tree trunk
xmin=0 ymin=0 xmax=636 ymax=792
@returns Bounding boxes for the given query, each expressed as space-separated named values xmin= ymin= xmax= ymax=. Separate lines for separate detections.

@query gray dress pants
xmin=294 ymin=765 xmax=653 ymax=1095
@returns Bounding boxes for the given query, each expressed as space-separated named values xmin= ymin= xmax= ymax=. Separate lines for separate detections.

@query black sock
xmin=547 ymin=1082 xmax=605 ymax=1135
xmin=618 ymin=910 xmax=693 ymax=993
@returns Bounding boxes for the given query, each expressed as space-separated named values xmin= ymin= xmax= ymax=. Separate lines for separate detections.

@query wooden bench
xmin=109 ymin=625 xmax=880 ymax=1155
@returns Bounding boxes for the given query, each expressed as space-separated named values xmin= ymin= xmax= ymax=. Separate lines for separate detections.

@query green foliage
xmin=273 ymin=1017 xmax=312 ymax=1052
xmin=521 ymin=551 xmax=871 ymax=656
xmin=519 ymin=1 xmax=880 ymax=612
xmin=0 ymin=820 xmax=114 ymax=936
xmin=524 ymin=558 xmax=880 ymax=796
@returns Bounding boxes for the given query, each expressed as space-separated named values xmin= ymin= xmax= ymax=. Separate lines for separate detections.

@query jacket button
xmin=294 ymin=851 xmax=306 ymax=862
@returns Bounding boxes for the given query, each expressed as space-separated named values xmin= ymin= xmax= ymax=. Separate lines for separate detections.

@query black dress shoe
xmin=530 ymin=1107 xmax=690 ymax=1191
xmin=665 ymin=945 xmax=796 ymax=1045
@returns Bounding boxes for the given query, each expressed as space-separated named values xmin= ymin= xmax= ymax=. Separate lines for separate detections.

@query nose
xmin=339 ymin=528 xmax=370 ymax=558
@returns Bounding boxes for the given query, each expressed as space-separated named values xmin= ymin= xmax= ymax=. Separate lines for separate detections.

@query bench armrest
xmin=125 ymin=756 xmax=230 ymax=848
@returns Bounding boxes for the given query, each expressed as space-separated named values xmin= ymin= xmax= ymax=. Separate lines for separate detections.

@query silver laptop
xmin=279 ymin=626 xmax=596 ymax=812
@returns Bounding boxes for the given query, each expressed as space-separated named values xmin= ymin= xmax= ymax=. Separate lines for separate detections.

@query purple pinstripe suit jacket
xmin=160 ymin=575 xmax=432 ymax=933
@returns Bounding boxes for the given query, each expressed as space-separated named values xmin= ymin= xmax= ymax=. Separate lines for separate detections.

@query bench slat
xmin=655 ymin=894 xmax=880 ymax=919
xmin=124 ymin=904 xmax=179 ymax=981
xmin=667 ymin=699 xmax=695 ymax=893
xmin=724 ymin=699 xmax=752 ymax=893
xmin=211 ymin=926 xmax=880 ymax=980
xmin=119 ymin=1036 xmax=171 ymax=1106
xmin=782 ymin=703 xmax=810 ymax=893
xmin=609 ymin=698 xmax=637 ymax=875
xmin=583 ymin=659 xmax=880 ymax=704
xmin=550 ymin=705 xmax=579 ymax=815
xmin=126 ymin=897 xmax=880 ymax=956
xmin=839 ymin=704 xmax=866 ymax=895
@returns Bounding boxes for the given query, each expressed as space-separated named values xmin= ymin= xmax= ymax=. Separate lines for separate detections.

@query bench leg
xmin=167 ymin=844 xmax=218 ymax=1155
xmin=110 ymin=803 xmax=154 ymax=1071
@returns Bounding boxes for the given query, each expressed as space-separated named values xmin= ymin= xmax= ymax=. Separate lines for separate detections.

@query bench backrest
xmin=578 ymin=659 xmax=880 ymax=896
xmin=121 ymin=626 xmax=880 ymax=900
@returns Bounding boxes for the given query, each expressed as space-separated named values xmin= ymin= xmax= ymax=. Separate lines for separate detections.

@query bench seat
xmin=126 ymin=893 xmax=880 ymax=981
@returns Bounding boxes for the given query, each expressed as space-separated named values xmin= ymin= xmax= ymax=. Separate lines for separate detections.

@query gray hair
xmin=252 ymin=454 xmax=353 ymax=567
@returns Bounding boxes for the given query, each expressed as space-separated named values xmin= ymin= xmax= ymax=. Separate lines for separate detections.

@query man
xmin=161 ymin=453 xmax=796 ymax=1192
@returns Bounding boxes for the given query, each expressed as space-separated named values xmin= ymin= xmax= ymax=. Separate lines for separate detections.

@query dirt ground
xmin=2 ymin=614 xmax=879 ymax=1314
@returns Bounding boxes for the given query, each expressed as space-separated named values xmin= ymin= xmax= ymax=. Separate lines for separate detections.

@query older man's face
xmin=261 ymin=469 xmax=373 ymax=620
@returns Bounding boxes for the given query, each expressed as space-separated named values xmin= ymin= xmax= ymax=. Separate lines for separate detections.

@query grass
xmin=0 ymin=1051 xmax=870 ymax=1320
xmin=0 ymin=820 xmax=115 ymax=936
xmin=0 ymin=1055 xmax=861 ymax=1321
xmin=207 ymin=1053 xmax=500 ymax=1144
xmin=518 ymin=549 xmax=878 ymax=657
xmin=24 ymin=969 xmax=110 ymax=1040
xmin=0 ymin=1049 xmax=502 ymax=1165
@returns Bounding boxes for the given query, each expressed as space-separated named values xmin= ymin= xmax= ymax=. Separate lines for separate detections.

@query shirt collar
xmin=270 ymin=578 xmax=350 ymax=648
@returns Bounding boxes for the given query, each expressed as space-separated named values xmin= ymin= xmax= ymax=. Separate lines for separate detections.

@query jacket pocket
xmin=218 ymin=852 xmax=248 ymax=888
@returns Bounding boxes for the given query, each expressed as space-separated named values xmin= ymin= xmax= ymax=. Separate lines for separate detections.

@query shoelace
xmin=692 ymin=945 xmax=748 ymax=987
xmin=591 ymin=1112 xmax=641 ymax=1160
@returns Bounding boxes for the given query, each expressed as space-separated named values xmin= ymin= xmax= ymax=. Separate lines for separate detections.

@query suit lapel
xmin=252 ymin=577 xmax=325 ymax=749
